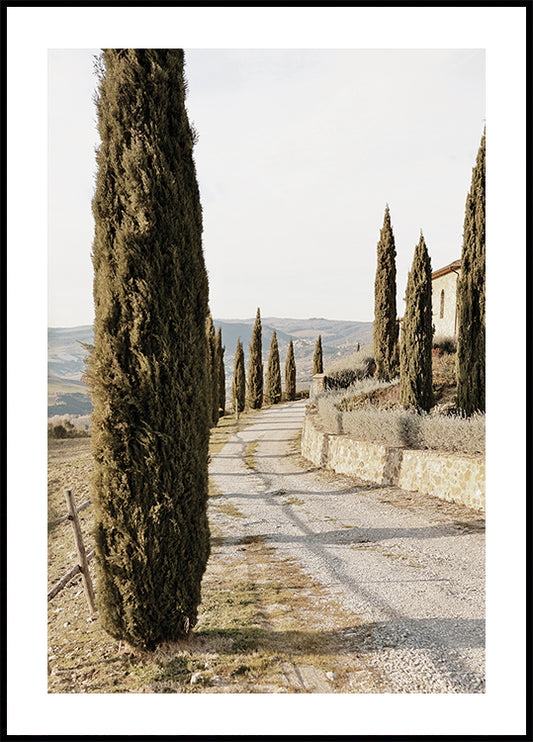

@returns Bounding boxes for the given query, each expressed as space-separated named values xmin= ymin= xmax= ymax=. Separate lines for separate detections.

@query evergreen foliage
xmin=216 ymin=327 xmax=225 ymax=417
xmin=265 ymin=330 xmax=282 ymax=405
xmin=246 ymin=308 xmax=263 ymax=409
xmin=284 ymin=339 xmax=296 ymax=401
xmin=206 ymin=314 xmax=219 ymax=427
xmin=313 ymin=335 xmax=323 ymax=375
xmin=232 ymin=338 xmax=246 ymax=414
xmin=456 ymin=129 xmax=486 ymax=415
xmin=88 ymin=49 xmax=210 ymax=651
xmin=400 ymin=233 xmax=433 ymax=411
xmin=373 ymin=205 xmax=399 ymax=380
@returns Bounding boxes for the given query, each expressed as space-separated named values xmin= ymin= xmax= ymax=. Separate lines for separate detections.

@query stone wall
xmin=301 ymin=405 xmax=484 ymax=511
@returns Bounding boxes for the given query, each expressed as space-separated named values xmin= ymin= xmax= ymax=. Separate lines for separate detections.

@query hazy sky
xmin=48 ymin=47 xmax=485 ymax=327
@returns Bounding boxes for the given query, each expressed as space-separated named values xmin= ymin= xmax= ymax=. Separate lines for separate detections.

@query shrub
xmin=341 ymin=406 xmax=420 ymax=448
xmin=417 ymin=411 xmax=485 ymax=455
xmin=433 ymin=335 xmax=457 ymax=355
xmin=49 ymin=413 xmax=92 ymax=432
xmin=316 ymin=389 xmax=485 ymax=455
xmin=324 ymin=356 xmax=375 ymax=391
xmin=336 ymin=377 xmax=399 ymax=409
xmin=48 ymin=419 xmax=90 ymax=439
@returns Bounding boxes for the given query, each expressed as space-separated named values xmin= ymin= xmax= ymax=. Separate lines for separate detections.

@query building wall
xmin=431 ymin=269 xmax=460 ymax=339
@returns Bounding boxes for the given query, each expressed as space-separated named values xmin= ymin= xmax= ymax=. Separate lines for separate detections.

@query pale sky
xmin=48 ymin=47 xmax=485 ymax=327
xmin=6 ymin=5 xmax=527 ymax=738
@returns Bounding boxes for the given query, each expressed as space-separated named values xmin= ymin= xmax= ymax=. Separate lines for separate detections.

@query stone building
xmin=431 ymin=259 xmax=461 ymax=339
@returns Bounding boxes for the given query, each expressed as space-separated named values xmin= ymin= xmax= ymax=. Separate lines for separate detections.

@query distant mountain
xmin=48 ymin=318 xmax=373 ymax=416
xmin=48 ymin=326 xmax=94 ymax=416
xmin=216 ymin=317 xmax=373 ymax=389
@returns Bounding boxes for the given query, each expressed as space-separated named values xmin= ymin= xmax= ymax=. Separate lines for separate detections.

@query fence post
xmin=64 ymin=488 xmax=97 ymax=616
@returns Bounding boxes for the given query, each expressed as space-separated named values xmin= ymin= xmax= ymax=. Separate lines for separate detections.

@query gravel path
xmin=209 ymin=400 xmax=485 ymax=693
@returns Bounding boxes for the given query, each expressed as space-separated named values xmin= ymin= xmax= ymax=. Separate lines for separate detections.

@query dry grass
xmin=48 ymin=407 xmax=385 ymax=694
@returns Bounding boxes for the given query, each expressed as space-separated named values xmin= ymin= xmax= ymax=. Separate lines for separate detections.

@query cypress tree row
xmin=89 ymin=49 xmax=210 ymax=650
xmin=232 ymin=338 xmax=246 ymax=414
xmin=373 ymin=204 xmax=399 ymax=380
xmin=216 ymin=327 xmax=225 ymax=417
xmin=313 ymin=335 xmax=323 ymax=375
xmin=285 ymin=338 xmax=296 ymax=401
xmin=456 ymin=129 xmax=486 ymax=415
xmin=247 ymin=308 xmax=263 ymax=409
xmin=400 ymin=233 xmax=433 ymax=411
xmin=265 ymin=330 xmax=282 ymax=406
xmin=206 ymin=314 xmax=219 ymax=427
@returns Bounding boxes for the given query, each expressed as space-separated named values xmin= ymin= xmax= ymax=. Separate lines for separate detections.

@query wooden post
xmin=64 ymin=488 xmax=97 ymax=616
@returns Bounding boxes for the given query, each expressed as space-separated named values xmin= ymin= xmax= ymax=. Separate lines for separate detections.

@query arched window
xmin=440 ymin=289 xmax=445 ymax=319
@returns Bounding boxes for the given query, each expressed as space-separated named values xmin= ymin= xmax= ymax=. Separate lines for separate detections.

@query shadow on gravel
xmin=193 ymin=617 xmax=484 ymax=655
xmin=239 ymin=522 xmax=485 ymax=543
xmin=208 ymin=484 xmax=381 ymax=497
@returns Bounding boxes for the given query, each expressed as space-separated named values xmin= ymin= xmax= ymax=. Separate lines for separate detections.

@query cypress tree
xmin=247 ymin=308 xmax=263 ymax=409
xmin=456 ymin=129 xmax=486 ymax=415
xmin=216 ymin=327 xmax=225 ymax=417
xmin=232 ymin=338 xmax=246 ymax=414
xmin=206 ymin=314 xmax=219 ymax=427
xmin=313 ymin=335 xmax=323 ymax=375
xmin=88 ymin=49 xmax=210 ymax=650
xmin=285 ymin=338 xmax=296 ymax=401
xmin=373 ymin=204 xmax=399 ymax=380
xmin=265 ymin=330 xmax=282 ymax=405
xmin=400 ymin=233 xmax=433 ymax=411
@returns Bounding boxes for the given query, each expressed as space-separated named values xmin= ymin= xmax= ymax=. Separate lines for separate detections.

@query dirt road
xmin=209 ymin=400 xmax=485 ymax=693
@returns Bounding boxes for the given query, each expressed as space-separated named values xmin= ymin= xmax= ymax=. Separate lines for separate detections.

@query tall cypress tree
xmin=216 ymin=327 xmax=225 ymax=417
xmin=247 ymin=308 xmax=263 ymax=409
xmin=89 ymin=49 xmax=210 ymax=650
xmin=206 ymin=313 xmax=219 ymax=427
xmin=313 ymin=335 xmax=323 ymax=375
xmin=232 ymin=338 xmax=246 ymax=414
xmin=285 ymin=338 xmax=296 ymax=401
xmin=400 ymin=233 xmax=433 ymax=411
xmin=265 ymin=330 xmax=282 ymax=405
xmin=456 ymin=130 xmax=486 ymax=415
xmin=374 ymin=204 xmax=399 ymax=380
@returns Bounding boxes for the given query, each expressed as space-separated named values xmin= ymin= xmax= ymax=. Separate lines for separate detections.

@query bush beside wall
xmin=302 ymin=405 xmax=485 ymax=511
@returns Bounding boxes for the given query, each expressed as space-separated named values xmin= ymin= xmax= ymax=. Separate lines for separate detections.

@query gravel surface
xmin=209 ymin=400 xmax=485 ymax=693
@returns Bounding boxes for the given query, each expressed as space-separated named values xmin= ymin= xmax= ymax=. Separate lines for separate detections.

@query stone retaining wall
xmin=301 ymin=405 xmax=485 ymax=511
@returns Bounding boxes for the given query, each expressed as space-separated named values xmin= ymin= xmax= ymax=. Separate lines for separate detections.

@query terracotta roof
xmin=432 ymin=259 xmax=461 ymax=280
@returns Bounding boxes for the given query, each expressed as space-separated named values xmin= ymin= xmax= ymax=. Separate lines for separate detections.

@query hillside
xmin=48 ymin=318 xmax=373 ymax=416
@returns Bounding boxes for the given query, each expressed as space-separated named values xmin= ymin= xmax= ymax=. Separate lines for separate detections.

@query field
xmin=48 ymin=412 xmax=383 ymax=694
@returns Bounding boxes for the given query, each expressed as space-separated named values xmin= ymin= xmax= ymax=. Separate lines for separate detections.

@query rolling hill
xmin=48 ymin=318 xmax=373 ymax=416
